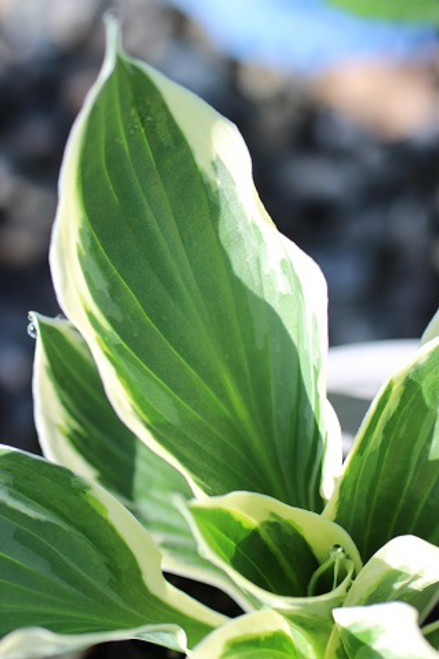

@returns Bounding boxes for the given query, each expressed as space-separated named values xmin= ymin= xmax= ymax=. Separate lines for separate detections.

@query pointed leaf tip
xmin=50 ymin=18 xmax=339 ymax=511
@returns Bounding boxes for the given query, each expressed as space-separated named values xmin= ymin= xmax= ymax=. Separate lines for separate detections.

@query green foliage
xmin=2 ymin=18 xmax=439 ymax=658
xmin=327 ymin=0 xmax=439 ymax=24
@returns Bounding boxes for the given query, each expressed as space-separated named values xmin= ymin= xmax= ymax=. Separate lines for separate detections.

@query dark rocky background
xmin=1 ymin=0 xmax=439 ymax=453
xmin=1 ymin=2 xmax=439 ymax=657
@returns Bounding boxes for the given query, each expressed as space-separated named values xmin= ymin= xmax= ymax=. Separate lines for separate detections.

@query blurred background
xmin=1 ymin=0 xmax=439 ymax=454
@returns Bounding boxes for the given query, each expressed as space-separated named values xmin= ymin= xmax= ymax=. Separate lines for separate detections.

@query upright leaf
xmin=50 ymin=18 xmax=340 ymax=511
xmin=324 ymin=339 xmax=439 ymax=560
xmin=0 ymin=446 xmax=224 ymax=658
xmin=31 ymin=312 xmax=238 ymax=595
xmin=422 ymin=309 xmax=439 ymax=344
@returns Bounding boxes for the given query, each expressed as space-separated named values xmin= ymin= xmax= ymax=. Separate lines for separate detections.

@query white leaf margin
xmin=333 ymin=602 xmax=439 ymax=658
xmin=50 ymin=16 xmax=341 ymax=505
xmin=190 ymin=608 xmax=315 ymax=658
xmin=0 ymin=445 xmax=226 ymax=658
xmin=0 ymin=623 xmax=187 ymax=659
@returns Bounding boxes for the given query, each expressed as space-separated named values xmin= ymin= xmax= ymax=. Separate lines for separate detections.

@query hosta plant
xmin=2 ymin=19 xmax=439 ymax=659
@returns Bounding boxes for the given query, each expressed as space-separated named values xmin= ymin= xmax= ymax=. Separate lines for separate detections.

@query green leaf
xmin=184 ymin=491 xmax=361 ymax=652
xmin=191 ymin=609 xmax=317 ymax=658
xmin=326 ymin=535 xmax=439 ymax=657
xmin=422 ymin=309 xmax=439 ymax=345
xmin=423 ymin=621 xmax=439 ymax=651
xmin=186 ymin=492 xmax=362 ymax=598
xmin=50 ymin=18 xmax=340 ymax=511
xmin=0 ymin=445 xmax=225 ymax=657
xmin=326 ymin=0 xmax=439 ymax=24
xmin=343 ymin=535 xmax=439 ymax=620
xmin=324 ymin=339 xmax=439 ymax=561
xmin=332 ymin=602 xmax=439 ymax=658
xmin=31 ymin=313 xmax=238 ymax=596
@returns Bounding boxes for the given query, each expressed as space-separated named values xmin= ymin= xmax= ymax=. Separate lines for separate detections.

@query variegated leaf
xmin=0 ymin=446 xmax=224 ymax=658
xmin=324 ymin=339 xmax=439 ymax=560
xmin=191 ymin=609 xmax=317 ymax=658
xmin=183 ymin=491 xmax=361 ymax=653
xmin=31 ymin=312 xmax=239 ymax=597
xmin=332 ymin=602 xmax=438 ymax=658
xmin=50 ymin=17 xmax=340 ymax=511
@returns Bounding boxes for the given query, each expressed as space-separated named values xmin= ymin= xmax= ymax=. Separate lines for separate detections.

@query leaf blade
xmin=324 ymin=339 xmax=439 ymax=560
xmin=191 ymin=609 xmax=317 ymax=659
xmin=326 ymin=535 xmax=439 ymax=657
xmin=0 ymin=445 xmax=224 ymax=657
xmin=50 ymin=19 xmax=340 ymax=511
xmin=183 ymin=491 xmax=361 ymax=653
xmin=343 ymin=535 xmax=439 ymax=620
xmin=333 ymin=602 xmax=439 ymax=658
xmin=32 ymin=312 xmax=238 ymax=593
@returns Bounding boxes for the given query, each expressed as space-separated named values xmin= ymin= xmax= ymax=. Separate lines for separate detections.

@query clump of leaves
xmin=2 ymin=20 xmax=439 ymax=659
